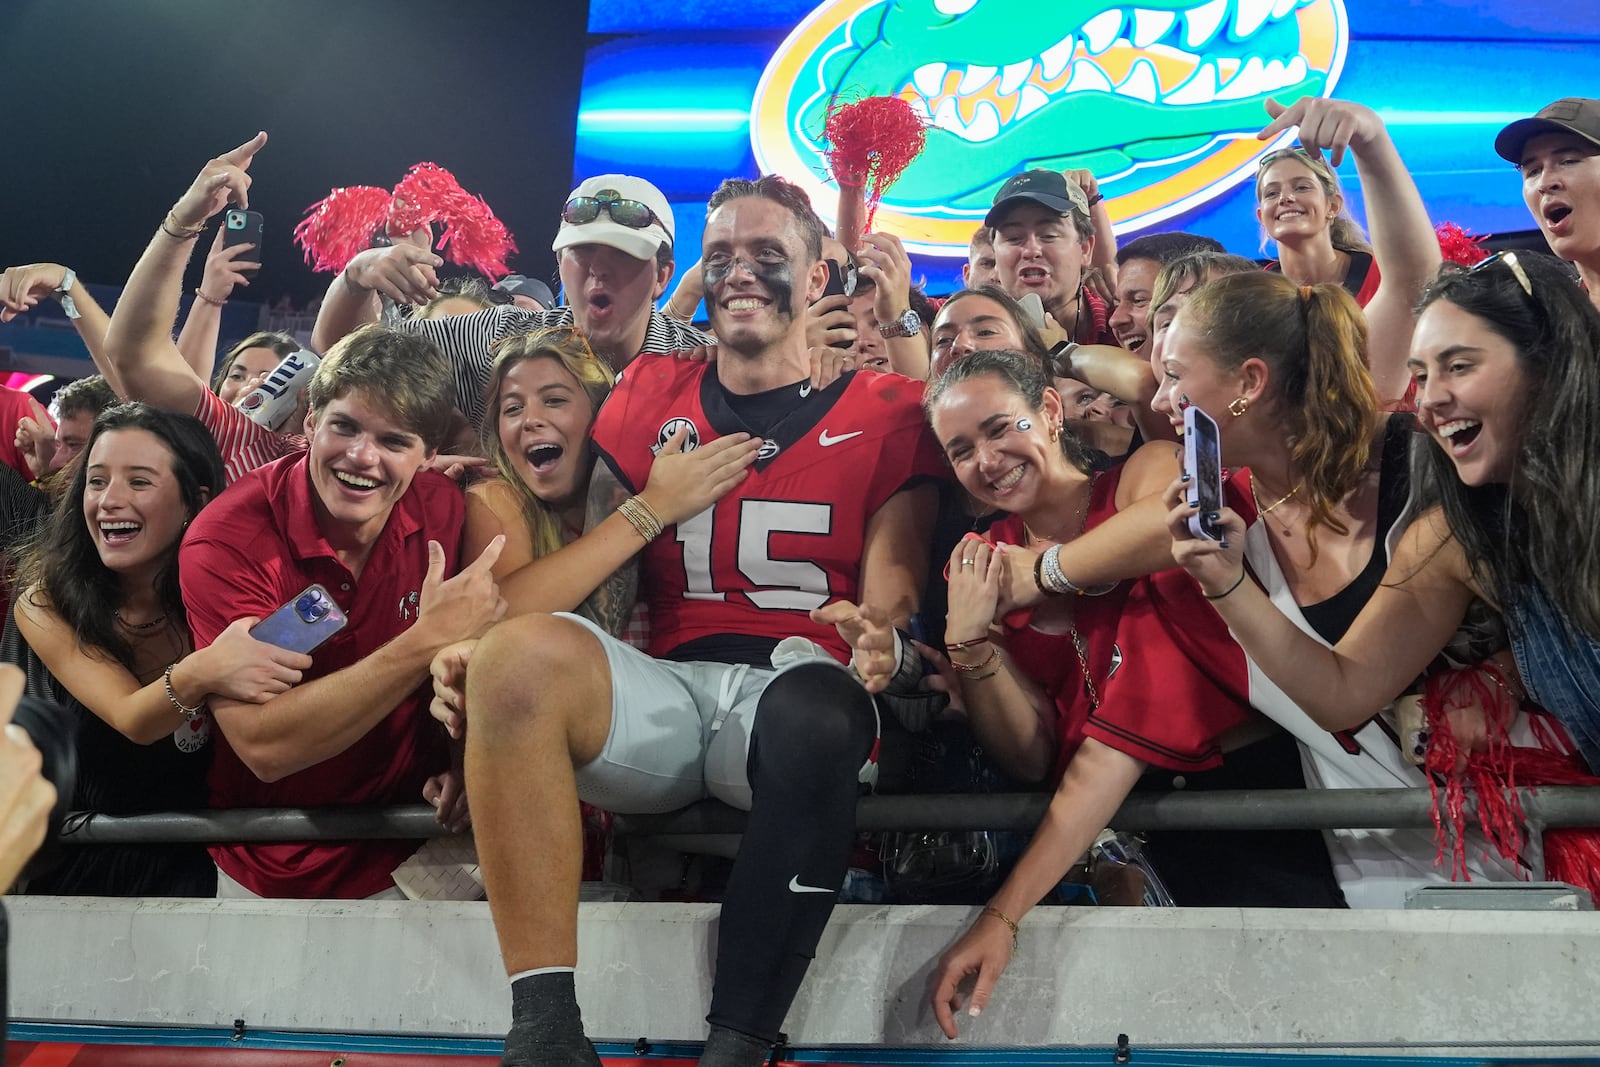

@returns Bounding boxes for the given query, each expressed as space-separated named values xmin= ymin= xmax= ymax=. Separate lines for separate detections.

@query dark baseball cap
xmin=1495 ymin=98 xmax=1600 ymax=163
xmin=984 ymin=170 xmax=1091 ymax=227
xmin=493 ymin=274 xmax=556 ymax=308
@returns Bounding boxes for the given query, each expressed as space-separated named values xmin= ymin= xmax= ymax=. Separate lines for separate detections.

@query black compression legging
xmin=706 ymin=662 xmax=877 ymax=1043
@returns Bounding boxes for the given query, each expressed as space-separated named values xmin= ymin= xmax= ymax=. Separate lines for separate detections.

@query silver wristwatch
xmin=876 ymin=307 xmax=921 ymax=338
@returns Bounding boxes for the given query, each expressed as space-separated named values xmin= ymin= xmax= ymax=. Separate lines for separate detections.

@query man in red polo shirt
xmin=180 ymin=324 xmax=506 ymax=898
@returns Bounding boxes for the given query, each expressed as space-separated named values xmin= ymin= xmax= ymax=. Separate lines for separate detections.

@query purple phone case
xmin=1184 ymin=405 xmax=1225 ymax=541
xmin=249 ymin=584 xmax=347 ymax=655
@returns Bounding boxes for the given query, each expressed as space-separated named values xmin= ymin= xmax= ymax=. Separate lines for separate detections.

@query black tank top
xmin=1298 ymin=414 xmax=1415 ymax=644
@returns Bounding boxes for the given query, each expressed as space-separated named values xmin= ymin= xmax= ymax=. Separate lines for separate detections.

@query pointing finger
xmin=469 ymin=534 xmax=507 ymax=572
xmin=225 ymin=131 xmax=269 ymax=169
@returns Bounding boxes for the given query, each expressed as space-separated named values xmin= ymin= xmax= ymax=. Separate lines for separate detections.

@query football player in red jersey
xmin=434 ymin=176 xmax=946 ymax=1067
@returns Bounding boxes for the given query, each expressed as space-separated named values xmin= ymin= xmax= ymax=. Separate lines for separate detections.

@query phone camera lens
xmin=295 ymin=591 xmax=330 ymax=623
xmin=228 ymin=211 xmax=243 ymax=228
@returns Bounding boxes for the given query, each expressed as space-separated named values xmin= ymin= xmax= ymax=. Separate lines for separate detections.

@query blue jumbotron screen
xmin=576 ymin=0 xmax=1597 ymax=294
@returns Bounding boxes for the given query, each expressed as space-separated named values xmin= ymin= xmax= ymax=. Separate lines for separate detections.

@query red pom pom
xmin=1421 ymin=666 xmax=1600 ymax=896
xmin=389 ymin=163 xmax=517 ymax=278
xmin=1436 ymin=221 xmax=1490 ymax=267
xmin=293 ymin=185 xmax=393 ymax=274
xmin=823 ymin=95 xmax=928 ymax=235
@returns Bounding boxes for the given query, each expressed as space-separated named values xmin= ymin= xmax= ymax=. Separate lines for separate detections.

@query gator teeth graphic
xmin=1184 ymin=0 xmax=1229 ymax=47
xmin=898 ymin=0 xmax=1321 ymax=145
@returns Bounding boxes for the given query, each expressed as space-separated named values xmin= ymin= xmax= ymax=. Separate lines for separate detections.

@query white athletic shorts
xmin=556 ymin=612 xmax=875 ymax=814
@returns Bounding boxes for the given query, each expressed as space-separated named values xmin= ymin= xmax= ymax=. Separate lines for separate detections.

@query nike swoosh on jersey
xmin=818 ymin=429 xmax=864 ymax=447
xmin=787 ymin=875 xmax=834 ymax=894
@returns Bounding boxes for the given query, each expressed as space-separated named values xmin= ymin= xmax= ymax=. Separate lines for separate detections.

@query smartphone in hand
xmin=1183 ymin=404 xmax=1225 ymax=541
xmin=223 ymin=208 xmax=264 ymax=272
xmin=250 ymin=584 xmax=347 ymax=655
xmin=1016 ymin=292 xmax=1046 ymax=331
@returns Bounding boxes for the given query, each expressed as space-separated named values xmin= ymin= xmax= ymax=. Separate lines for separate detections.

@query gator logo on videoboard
xmin=751 ymin=0 xmax=1349 ymax=255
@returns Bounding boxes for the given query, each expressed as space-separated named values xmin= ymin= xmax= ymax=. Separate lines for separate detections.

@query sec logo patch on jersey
xmin=653 ymin=417 xmax=701 ymax=455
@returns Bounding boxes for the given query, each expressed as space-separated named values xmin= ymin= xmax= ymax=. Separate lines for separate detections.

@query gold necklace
xmin=1250 ymin=474 xmax=1302 ymax=521
xmin=1022 ymin=476 xmax=1092 ymax=547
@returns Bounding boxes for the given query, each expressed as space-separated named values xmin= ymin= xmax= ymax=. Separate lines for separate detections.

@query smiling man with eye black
xmin=436 ymin=174 xmax=946 ymax=1067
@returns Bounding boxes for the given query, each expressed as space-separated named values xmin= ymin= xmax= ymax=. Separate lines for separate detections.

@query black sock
xmin=503 ymin=971 xmax=600 ymax=1067
xmin=707 ymin=664 xmax=876 ymax=1041
xmin=697 ymin=1024 xmax=772 ymax=1067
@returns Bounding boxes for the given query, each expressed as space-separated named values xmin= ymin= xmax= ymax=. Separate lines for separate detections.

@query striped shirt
xmin=193 ymin=389 xmax=306 ymax=485
xmin=396 ymin=305 xmax=713 ymax=426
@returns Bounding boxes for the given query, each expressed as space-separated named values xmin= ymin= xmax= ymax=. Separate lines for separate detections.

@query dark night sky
xmin=2 ymin=0 xmax=592 ymax=305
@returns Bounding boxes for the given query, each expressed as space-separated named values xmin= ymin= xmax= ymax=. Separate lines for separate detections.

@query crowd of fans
xmin=2 ymin=90 xmax=1600 ymax=1065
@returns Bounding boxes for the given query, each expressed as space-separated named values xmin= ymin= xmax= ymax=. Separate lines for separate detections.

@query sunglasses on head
xmin=1466 ymin=249 xmax=1534 ymax=298
xmin=562 ymin=193 xmax=663 ymax=231
xmin=1257 ymin=146 xmax=1313 ymax=168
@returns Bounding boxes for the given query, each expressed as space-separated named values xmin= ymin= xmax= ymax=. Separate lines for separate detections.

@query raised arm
xmin=662 ymin=256 xmax=705 ymax=322
xmin=1259 ymin=97 xmax=1440 ymax=405
xmin=1169 ymin=488 xmax=1478 ymax=731
xmin=0 ymin=264 xmax=116 ymax=390
xmin=102 ymin=133 xmax=268 ymax=413
xmin=310 ymin=238 xmax=443 ymax=354
xmin=468 ymin=429 xmax=759 ymax=618
xmin=857 ymin=232 xmax=931 ymax=380
xmin=175 ymin=229 xmax=261 ymax=384
xmin=1067 ymin=169 xmax=1118 ymax=280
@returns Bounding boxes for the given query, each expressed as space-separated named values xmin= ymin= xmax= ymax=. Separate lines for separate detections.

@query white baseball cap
xmin=552 ymin=174 xmax=675 ymax=261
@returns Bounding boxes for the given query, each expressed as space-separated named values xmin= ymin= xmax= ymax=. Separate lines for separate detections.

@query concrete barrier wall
xmin=10 ymin=899 xmax=1600 ymax=1057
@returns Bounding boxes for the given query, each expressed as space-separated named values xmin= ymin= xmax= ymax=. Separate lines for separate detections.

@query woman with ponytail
xmin=1172 ymin=251 xmax=1600 ymax=777
xmin=970 ymin=271 xmax=1530 ymax=921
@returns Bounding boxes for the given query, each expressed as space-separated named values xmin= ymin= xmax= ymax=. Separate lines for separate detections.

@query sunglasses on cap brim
xmin=562 ymin=195 xmax=664 ymax=231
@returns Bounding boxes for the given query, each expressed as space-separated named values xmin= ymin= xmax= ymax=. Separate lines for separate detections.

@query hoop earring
xmin=1049 ymin=422 xmax=1060 ymax=443
xmin=1228 ymin=396 xmax=1249 ymax=417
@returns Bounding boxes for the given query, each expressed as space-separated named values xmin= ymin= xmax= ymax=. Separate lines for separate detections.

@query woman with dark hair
xmin=2 ymin=403 xmax=310 ymax=895
xmin=983 ymin=269 xmax=1533 ymax=907
xmin=922 ymin=350 xmax=1267 ymax=1038
xmin=1253 ymin=96 xmax=1440 ymax=405
xmin=1172 ymin=251 xmax=1600 ymax=775
xmin=931 ymin=285 xmax=1153 ymax=464
xmin=211 ymin=330 xmax=300 ymax=404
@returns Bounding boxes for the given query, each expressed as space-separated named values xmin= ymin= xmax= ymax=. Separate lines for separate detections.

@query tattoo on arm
xmin=576 ymin=460 xmax=640 ymax=637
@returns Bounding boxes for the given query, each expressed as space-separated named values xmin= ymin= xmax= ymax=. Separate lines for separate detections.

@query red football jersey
xmin=592 ymin=358 xmax=946 ymax=662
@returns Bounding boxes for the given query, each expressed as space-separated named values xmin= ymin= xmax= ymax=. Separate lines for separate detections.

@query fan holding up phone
xmin=1183 ymin=404 xmax=1225 ymax=542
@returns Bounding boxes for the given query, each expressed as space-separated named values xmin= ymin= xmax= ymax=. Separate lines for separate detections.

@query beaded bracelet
xmin=616 ymin=495 xmax=664 ymax=542
xmin=163 ymin=663 xmax=205 ymax=722
xmin=193 ymin=288 xmax=227 ymax=307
